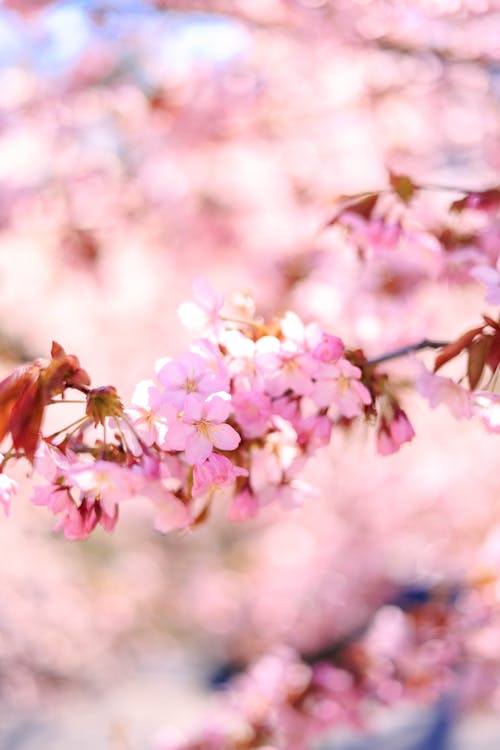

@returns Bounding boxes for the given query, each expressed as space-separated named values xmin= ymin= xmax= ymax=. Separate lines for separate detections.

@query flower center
xmin=183 ymin=377 xmax=198 ymax=393
xmin=196 ymin=419 xmax=212 ymax=438
xmin=337 ymin=374 xmax=349 ymax=392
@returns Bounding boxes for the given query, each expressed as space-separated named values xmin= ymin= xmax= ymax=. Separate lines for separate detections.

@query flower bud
xmin=86 ymin=386 xmax=124 ymax=426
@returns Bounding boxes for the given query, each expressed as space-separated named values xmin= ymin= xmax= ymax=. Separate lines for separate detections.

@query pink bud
xmin=312 ymin=333 xmax=344 ymax=363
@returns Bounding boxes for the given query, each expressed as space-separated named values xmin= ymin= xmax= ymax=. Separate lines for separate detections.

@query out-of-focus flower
xmin=470 ymin=261 xmax=500 ymax=305
xmin=296 ymin=414 xmax=332 ymax=452
xmin=472 ymin=391 xmax=500 ymax=433
xmin=178 ymin=277 xmax=224 ymax=334
xmin=416 ymin=367 xmax=472 ymax=419
xmin=227 ymin=486 xmax=259 ymax=521
xmin=0 ymin=473 xmax=18 ymax=517
xmin=376 ymin=408 xmax=415 ymax=455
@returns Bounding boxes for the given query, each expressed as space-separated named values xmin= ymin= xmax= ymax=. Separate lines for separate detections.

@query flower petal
xmin=211 ymin=422 xmax=241 ymax=451
xmin=205 ymin=395 xmax=231 ymax=423
xmin=185 ymin=432 xmax=213 ymax=465
xmin=164 ymin=421 xmax=195 ymax=451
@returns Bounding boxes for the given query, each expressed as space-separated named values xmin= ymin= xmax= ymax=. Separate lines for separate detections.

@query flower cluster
xmin=154 ymin=580 xmax=496 ymax=750
xmin=329 ymin=177 xmax=500 ymax=307
xmin=0 ymin=276 xmax=498 ymax=539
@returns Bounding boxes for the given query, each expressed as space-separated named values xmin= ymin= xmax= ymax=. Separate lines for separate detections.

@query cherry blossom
xmin=312 ymin=358 xmax=372 ymax=418
xmin=376 ymin=409 xmax=416 ymax=456
xmin=0 ymin=473 xmax=18 ymax=517
xmin=178 ymin=277 xmax=225 ymax=334
xmin=124 ymin=378 xmax=171 ymax=453
xmin=416 ymin=368 xmax=473 ymax=419
xmin=227 ymin=487 xmax=259 ymax=521
xmin=157 ymin=351 xmax=228 ymax=409
xmin=192 ymin=453 xmax=248 ymax=499
xmin=472 ymin=392 xmax=500 ymax=433
xmin=164 ymin=394 xmax=241 ymax=465
xmin=470 ymin=261 xmax=500 ymax=305
xmin=231 ymin=390 xmax=272 ymax=439
xmin=311 ymin=332 xmax=345 ymax=363
xmin=2 ymin=2 xmax=500 ymax=745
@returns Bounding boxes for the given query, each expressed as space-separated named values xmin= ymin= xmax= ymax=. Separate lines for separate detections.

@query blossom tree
xmin=0 ymin=1 xmax=500 ymax=748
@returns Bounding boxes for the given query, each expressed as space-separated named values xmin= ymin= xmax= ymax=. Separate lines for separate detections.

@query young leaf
xmin=326 ymin=193 xmax=378 ymax=226
xmin=434 ymin=326 xmax=484 ymax=372
xmin=486 ymin=331 xmax=500 ymax=373
xmin=9 ymin=374 xmax=44 ymax=461
xmin=467 ymin=336 xmax=492 ymax=390
xmin=451 ymin=188 xmax=500 ymax=213
xmin=0 ymin=365 xmax=39 ymax=443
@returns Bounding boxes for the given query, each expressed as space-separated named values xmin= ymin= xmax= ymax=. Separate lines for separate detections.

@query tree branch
xmin=365 ymin=339 xmax=448 ymax=367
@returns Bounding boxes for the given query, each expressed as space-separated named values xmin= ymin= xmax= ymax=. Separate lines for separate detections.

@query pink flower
xmin=376 ymin=409 xmax=415 ymax=456
xmin=145 ymin=487 xmax=192 ymax=533
xmin=192 ymin=453 xmax=247 ymax=498
xmin=53 ymin=497 xmax=118 ymax=540
xmin=66 ymin=460 xmax=141 ymax=516
xmin=261 ymin=349 xmax=318 ymax=398
xmin=124 ymin=378 xmax=171 ymax=452
xmin=249 ymin=444 xmax=311 ymax=509
xmin=470 ymin=261 xmax=500 ymax=305
xmin=190 ymin=338 xmax=229 ymax=388
xmin=271 ymin=395 xmax=300 ymax=423
xmin=296 ymin=415 xmax=332 ymax=452
xmin=223 ymin=330 xmax=280 ymax=389
xmin=129 ymin=454 xmax=192 ymax=532
xmin=311 ymin=333 xmax=344 ymax=363
xmin=416 ymin=368 xmax=472 ymax=419
xmin=390 ymin=408 xmax=415 ymax=444
xmin=36 ymin=452 xmax=142 ymax=539
xmin=472 ymin=392 xmax=500 ymax=433
xmin=256 ymin=314 xmax=327 ymax=397
xmin=178 ymin=277 xmax=224 ymax=334
xmin=157 ymin=351 xmax=228 ymax=409
xmin=164 ymin=394 xmax=241 ymax=465
xmin=0 ymin=473 xmax=18 ymax=517
xmin=35 ymin=441 xmax=78 ymax=481
xmin=33 ymin=483 xmax=72 ymax=515
xmin=227 ymin=487 xmax=259 ymax=521
xmin=33 ymin=470 xmax=119 ymax=540
xmin=312 ymin=358 xmax=372 ymax=418
xmin=232 ymin=390 xmax=272 ymax=438
xmin=341 ymin=214 xmax=402 ymax=254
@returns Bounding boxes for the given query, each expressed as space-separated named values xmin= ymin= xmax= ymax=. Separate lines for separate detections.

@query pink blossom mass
xmin=0 ymin=2 xmax=499 ymax=749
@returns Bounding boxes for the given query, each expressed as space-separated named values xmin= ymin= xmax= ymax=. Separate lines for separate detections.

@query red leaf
xmin=51 ymin=341 xmax=66 ymax=359
xmin=0 ymin=365 xmax=38 ymax=443
xmin=326 ymin=193 xmax=379 ymax=226
xmin=9 ymin=374 xmax=44 ymax=461
xmin=451 ymin=188 xmax=500 ymax=213
xmin=434 ymin=326 xmax=484 ymax=372
xmin=43 ymin=347 xmax=91 ymax=399
xmin=467 ymin=336 xmax=493 ymax=390
xmin=486 ymin=331 xmax=500 ymax=373
xmin=482 ymin=314 xmax=500 ymax=330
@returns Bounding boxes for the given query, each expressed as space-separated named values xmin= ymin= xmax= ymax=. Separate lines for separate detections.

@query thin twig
xmin=365 ymin=339 xmax=449 ymax=367
xmin=46 ymin=416 xmax=89 ymax=441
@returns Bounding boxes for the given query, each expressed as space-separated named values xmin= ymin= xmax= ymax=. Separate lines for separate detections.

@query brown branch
xmin=365 ymin=339 xmax=449 ymax=367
